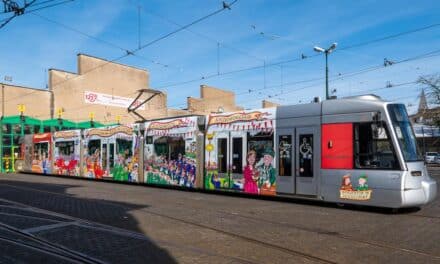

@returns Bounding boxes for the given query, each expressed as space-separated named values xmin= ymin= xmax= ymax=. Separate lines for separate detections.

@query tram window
xmin=217 ymin=138 xmax=227 ymax=173
xmin=88 ymin=140 xmax=100 ymax=156
xmin=247 ymin=131 xmax=274 ymax=162
xmin=146 ymin=136 xmax=153 ymax=144
xmin=232 ymin=138 xmax=243 ymax=174
xmin=354 ymin=122 xmax=399 ymax=170
xmin=168 ymin=137 xmax=185 ymax=160
xmin=116 ymin=139 xmax=132 ymax=156
xmin=278 ymin=135 xmax=292 ymax=176
xmin=34 ymin=142 xmax=49 ymax=160
xmin=55 ymin=141 xmax=74 ymax=158
xmin=116 ymin=139 xmax=132 ymax=167
xmin=153 ymin=137 xmax=168 ymax=157
xmin=299 ymin=134 xmax=313 ymax=177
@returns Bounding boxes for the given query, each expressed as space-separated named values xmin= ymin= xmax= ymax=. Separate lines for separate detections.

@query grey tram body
xmin=275 ymin=95 xmax=436 ymax=208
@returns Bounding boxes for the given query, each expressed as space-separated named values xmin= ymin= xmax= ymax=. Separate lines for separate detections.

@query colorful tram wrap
xmin=144 ymin=116 xmax=201 ymax=187
xmin=20 ymin=95 xmax=437 ymax=209
xmin=53 ymin=130 xmax=81 ymax=176
xmin=83 ymin=125 xmax=138 ymax=181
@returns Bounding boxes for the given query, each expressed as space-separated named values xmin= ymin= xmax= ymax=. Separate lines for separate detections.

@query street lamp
xmin=313 ymin=43 xmax=337 ymax=100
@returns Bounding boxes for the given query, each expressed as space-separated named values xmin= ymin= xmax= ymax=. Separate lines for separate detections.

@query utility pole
xmin=314 ymin=43 xmax=337 ymax=100
xmin=325 ymin=51 xmax=329 ymax=100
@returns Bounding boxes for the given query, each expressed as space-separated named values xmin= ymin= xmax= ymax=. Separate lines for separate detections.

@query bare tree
xmin=417 ymin=73 xmax=440 ymax=127
xmin=418 ymin=74 xmax=440 ymax=104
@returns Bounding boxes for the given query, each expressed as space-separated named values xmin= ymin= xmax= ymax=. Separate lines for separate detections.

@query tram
xmin=19 ymin=95 xmax=437 ymax=209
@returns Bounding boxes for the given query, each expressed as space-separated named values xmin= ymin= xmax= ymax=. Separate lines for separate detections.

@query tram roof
xmin=278 ymin=94 xmax=390 ymax=118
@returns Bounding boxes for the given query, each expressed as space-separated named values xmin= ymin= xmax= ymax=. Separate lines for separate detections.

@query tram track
xmin=0 ymin=180 xmax=439 ymax=263
xmin=0 ymin=223 xmax=105 ymax=264
xmin=0 ymin=182 xmax=335 ymax=263
xmin=0 ymin=197 xmax=261 ymax=264
xmin=215 ymin=210 xmax=440 ymax=260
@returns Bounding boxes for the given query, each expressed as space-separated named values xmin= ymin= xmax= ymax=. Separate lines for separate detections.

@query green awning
xmin=0 ymin=115 xmax=42 ymax=125
xmin=76 ymin=121 xmax=105 ymax=129
xmin=41 ymin=118 xmax=77 ymax=128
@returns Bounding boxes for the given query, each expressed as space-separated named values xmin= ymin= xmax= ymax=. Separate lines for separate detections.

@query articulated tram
xmin=20 ymin=95 xmax=437 ymax=209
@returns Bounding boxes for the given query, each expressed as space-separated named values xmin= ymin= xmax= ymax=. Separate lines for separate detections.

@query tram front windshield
xmin=387 ymin=104 xmax=423 ymax=162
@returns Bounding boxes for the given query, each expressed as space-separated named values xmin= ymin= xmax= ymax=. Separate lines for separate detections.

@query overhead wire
xmin=0 ymin=0 xmax=72 ymax=28
xmin=32 ymin=13 xmax=181 ymax=70
xmin=4 ymin=0 xmax=236 ymax=103
xmin=153 ymin=22 xmax=440 ymax=89
xmin=24 ymin=0 xmax=74 ymax=14
xmin=4 ymin=3 xmax=440 ymax=121
xmin=24 ymin=1 xmax=239 ymax=119
xmin=131 ymin=0 xmax=265 ymax=63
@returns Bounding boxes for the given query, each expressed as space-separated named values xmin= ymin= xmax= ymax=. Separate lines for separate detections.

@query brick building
xmin=0 ymin=54 xmax=252 ymax=124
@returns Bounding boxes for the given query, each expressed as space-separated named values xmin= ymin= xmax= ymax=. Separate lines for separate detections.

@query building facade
xmin=1 ymin=54 xmax=247 ymax=124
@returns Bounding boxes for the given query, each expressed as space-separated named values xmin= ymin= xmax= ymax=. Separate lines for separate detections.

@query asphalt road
xmin=0 ymin=171 xmax=439 ymax=264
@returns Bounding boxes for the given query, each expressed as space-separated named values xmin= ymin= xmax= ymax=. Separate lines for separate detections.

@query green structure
xmin=0 ymin=115 xmax=42 ymax=172
xmin=0 ymin=114 xmax=117 ymax=173
xmin=76 ymin=121 xmax=105 ymax=129
xmin=41 ymin=118 xmax=78 ymax=132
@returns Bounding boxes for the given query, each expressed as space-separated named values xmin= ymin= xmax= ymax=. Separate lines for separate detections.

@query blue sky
xmin=1 ymin=0 xmax=439 ymax=114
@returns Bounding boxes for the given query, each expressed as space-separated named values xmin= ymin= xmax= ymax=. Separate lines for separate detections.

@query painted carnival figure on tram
xmin=256 ymin=148 xmax=276 ymax=195
xmin=243 ymin=150 xmax=259 ymax=194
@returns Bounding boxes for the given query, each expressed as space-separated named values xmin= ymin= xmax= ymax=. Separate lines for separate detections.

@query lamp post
xmin=313 ymin=43 xmax=337 ymax=100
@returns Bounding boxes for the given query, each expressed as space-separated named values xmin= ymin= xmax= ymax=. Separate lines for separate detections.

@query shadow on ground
xmin=0 ymin=177 xmax=177 ymax=264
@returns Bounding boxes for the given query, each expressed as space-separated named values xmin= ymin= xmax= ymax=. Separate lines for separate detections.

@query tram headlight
xmin=411 ymin=171 xmax=422 ymax=177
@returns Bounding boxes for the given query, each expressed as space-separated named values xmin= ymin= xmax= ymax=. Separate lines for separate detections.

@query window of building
xmin=354 ymin=122 xmax=399 ymax=170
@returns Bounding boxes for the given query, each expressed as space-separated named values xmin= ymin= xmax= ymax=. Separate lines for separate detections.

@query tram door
xmin=295 ymin=127 xmax=318 ymax=196
xmin=101 ymin=142 xmax=108 ymax=173
xmin=230 ymin=137 xmax=243 ymax=188
xmin=217 ymin=137 xmax=228 ymax=180
xmin=101 ymin=139 xmax=116 ymax=174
